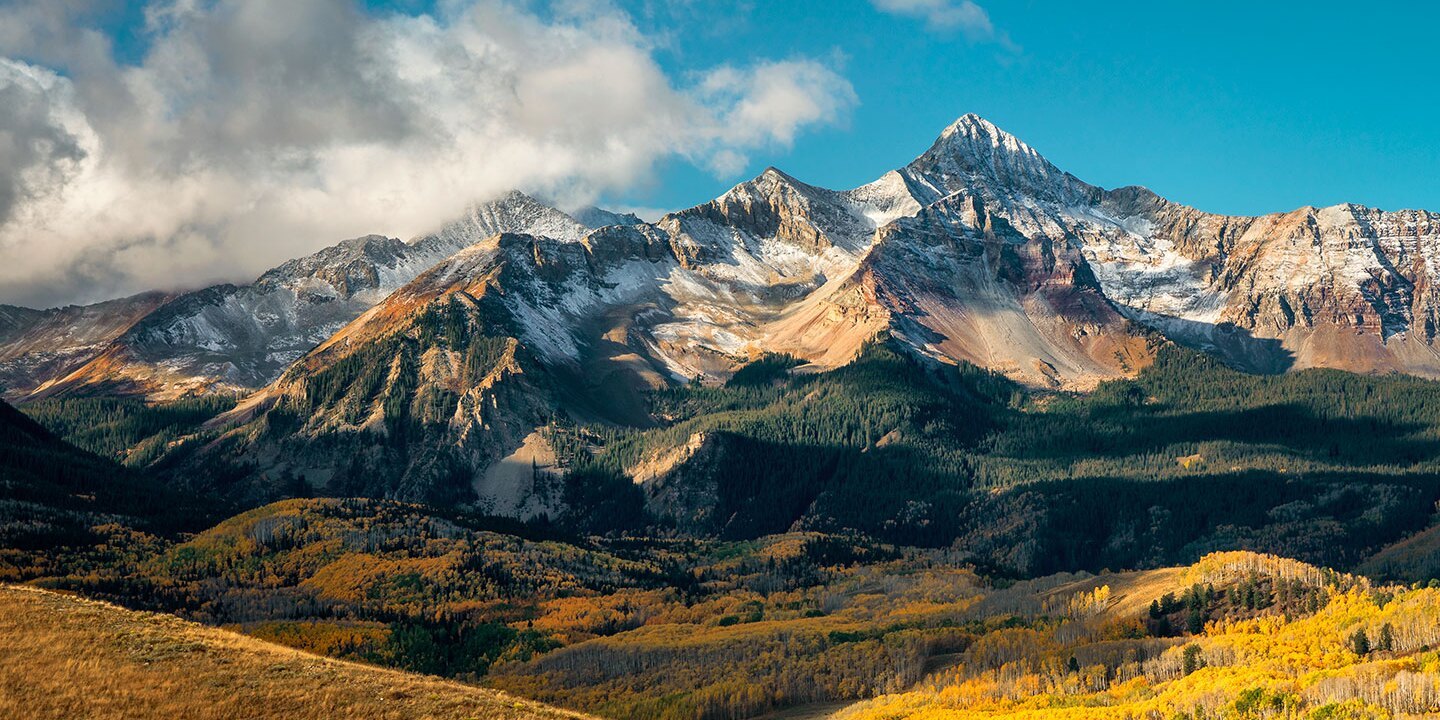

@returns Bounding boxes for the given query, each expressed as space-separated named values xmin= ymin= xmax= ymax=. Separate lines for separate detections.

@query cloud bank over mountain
xmin=0 ymin=0 xmax=856 ymax=308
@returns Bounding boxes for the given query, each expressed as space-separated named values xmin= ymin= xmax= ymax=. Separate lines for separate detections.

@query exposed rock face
xmin=855 ymin=198 xmax=1151 ymax=388
xmin=18 ymin=193 xmax=592 ymax=400
xmin=15 ymin=114 xmax=1438 ymax=405
xmin=635 ymin=168 xmax=916 ymax=379
xmin=1091 ymin=190 xmax=1440 ymax=375
xmin=627 ymin=431 xmax=726 ymax=534
xmin=569 ymin=206 xmax=643 ymax=229
xmin=749 ymin=116 xmax=1153 ymax=388
xmin=17 ymin=113 xmax=1440 ymax=510
xmin=0 ymin=292 xmax=175 ymax=399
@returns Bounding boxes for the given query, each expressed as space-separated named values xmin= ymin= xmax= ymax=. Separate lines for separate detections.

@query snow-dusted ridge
xmin=15 ymin=192 xmax=605 ymax=400
xmin=51 ymin=113 xmax=1433 ymax=516
xmin=8 ymin=114 xmax=1440 ymax=402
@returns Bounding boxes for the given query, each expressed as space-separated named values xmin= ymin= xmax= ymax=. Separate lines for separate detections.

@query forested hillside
xmin=35 ymin=498 xmax=673 ymax=673
xmin=547 ymin=341 xmax=1440 ymax=575
xmin=26 ymin=499 xmax=1440 ymax=720
xmin=25 ymin=496 xmax=985 ymax=719
xmin=21 ymin=395 xmax=235 ymax=467
xmin=0 ymin=398 xmax=213 ymax=581
xmin=19 ymin=337 xmax=1440 ymax=579
xmin=841 ymin=553 xmax=1440 ymax=720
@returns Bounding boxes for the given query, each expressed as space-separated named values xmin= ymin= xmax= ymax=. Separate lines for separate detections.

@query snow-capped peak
xmin=719 ymin=166 xmax=812 ymax=201
xmin=412 ymin=191 xmax=589 ymax=254
xmin=939 ymin=113 xmax=1011 ymax=143
xmin=902 ymin=114 xmax=1095 ymax=206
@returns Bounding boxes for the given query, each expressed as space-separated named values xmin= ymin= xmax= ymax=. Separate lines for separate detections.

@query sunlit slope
xmin=0 ymin=585 xmax=595 ymax=720
xmin=836 ymin=553 xmax=1440 ymax=719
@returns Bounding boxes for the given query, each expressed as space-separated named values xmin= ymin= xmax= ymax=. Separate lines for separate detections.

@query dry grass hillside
xmin=0 ymin=585 xmax=595 ymax=720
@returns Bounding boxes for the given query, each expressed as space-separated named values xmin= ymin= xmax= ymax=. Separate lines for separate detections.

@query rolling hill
xmin=0 ymin=584 xmax=595 ymax=720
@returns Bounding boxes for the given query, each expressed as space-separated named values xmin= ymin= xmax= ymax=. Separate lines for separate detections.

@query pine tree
xmin=1181 ymin=644 xmax=1204 ymax=676
xmin=1349 ymin=628 xmax=1371 ymax=656
xmin=1186 ymin=608 xmax=1205 ymax=635
xmin=1156 ymin=616 xmax=1173 ymax=637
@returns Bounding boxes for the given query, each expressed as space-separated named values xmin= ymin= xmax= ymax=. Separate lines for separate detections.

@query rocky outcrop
xmin=19 ymin=193 xmax=593 ymax=400
xmin=0 ymin=292 xmax=175 ymax=399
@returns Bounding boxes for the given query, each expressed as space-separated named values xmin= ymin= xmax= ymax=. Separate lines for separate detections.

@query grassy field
xmin=0 ymin=584 xmax=595 ymax=720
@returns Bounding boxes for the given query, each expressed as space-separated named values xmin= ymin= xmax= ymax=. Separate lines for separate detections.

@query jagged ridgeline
xmin=2 ymin=192 xmax=591 ymax=402
xmin=12 ymin=115 xmax=1440 ymax=411
xmin=9 ymin=114 xmax=1440 ymax=583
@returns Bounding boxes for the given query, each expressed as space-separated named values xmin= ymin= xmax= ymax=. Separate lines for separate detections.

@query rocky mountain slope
xmin=774 ymin=114 xmax=1440 ymax=384
xmin=783 ymin=115 xmax=1440 ymax=385
xmin=750 ymin=118 xmax=1151 ymax=387
xmin=10 ymin=115 xmax=1440 ymax=404
xmin=14 ymin=193 xmax=590 ymax=401
xmin=195 ymin=234 xmax=572 ymax=506
xmin=1094 ymin=189 xmax=1440 ymax=375
xmin=172 ymin=114 xmax=1440 ymax=511
xmin=190 ymin=171 xmax=937 ymax=504
xmin=0 ymin=292 xmax=175 ymax=400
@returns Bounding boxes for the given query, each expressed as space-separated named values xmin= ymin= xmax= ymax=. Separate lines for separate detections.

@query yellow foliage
xmin=838 ymin=557 xmax=1440 ymax=720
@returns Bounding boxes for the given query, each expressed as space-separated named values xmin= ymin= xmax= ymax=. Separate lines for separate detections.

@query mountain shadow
xmin=1116 ymin=309 xmax=1297 ymax=374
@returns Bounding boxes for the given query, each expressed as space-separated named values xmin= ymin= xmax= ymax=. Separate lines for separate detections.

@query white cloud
xmin=703 ymin=60 xmax=859 ymax=148
xmin=871 ymin=0 xmax=1012 ymax=46
xmin=0 ymin=0 xmax=856 ymax=307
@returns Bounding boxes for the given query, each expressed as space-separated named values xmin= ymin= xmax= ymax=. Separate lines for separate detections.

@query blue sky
xmin=85 ymin=0 xmax=1440 ymax=216
xmin=1 ymin=0 xmax=1436 ymax=307
xmin=614 ymin=0 xmax=1438 ymax=216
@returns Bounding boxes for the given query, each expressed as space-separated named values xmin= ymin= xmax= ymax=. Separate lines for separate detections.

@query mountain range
xmin=5 ymin=114 xmax=1440 ymax=515
xmin=10 ymin=114 xmax=1440 ymax=720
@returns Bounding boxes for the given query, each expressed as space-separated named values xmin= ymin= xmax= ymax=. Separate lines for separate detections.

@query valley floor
xmin=0 ymin=584 xmax=594 ymax=720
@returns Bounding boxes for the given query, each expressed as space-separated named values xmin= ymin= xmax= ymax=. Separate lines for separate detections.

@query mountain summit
xmin=13 ymin=192 xmax=595 ymax=401
xmin=5 ymin=114 xmax=1440 ymax=403
xmin=902 ymin=113 xmax=1094 ymax=205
